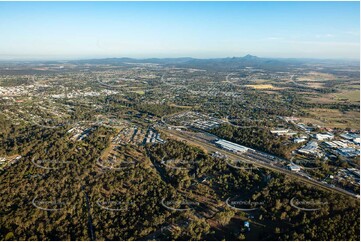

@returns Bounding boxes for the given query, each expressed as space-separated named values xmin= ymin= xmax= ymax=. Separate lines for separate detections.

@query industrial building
xmin=340 ymin=132 xmax=360 ymax=145
xmin=298 ymin=141 xmax=322 ymax=157
xmin=337 ymin=147 xmax=359 ymax=158
xmin=293 ymin=138 xmax=306 ymax=143
xmin=270 ymin=129 xmax=289 ymax=135
xmin=144 ymin=128 xmax=165 ymax=144
xmin=297 ymin=123 xmax=314 ymax=132
xmin=314 ymin=133 xmax=334 ymax=141
xmin=214 ymin=139 xmax=250 ymax=154
xmin=287 ymin=164 xmax=301 ymax=172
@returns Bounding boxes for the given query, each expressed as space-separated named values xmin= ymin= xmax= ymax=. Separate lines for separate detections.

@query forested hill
xmin=67 ymin=55 xmax=357 ymax=71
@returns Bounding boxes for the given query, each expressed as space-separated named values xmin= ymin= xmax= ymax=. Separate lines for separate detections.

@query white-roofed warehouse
xmin=215 ymin=139 xmax=250 ymax=153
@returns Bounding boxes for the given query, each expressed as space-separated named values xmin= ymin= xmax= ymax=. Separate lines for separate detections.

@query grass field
xmin=304 ymin=89 xmax=360 ymax=104
xmin=297 ymin=72 xmax=336 ymax=81
xmin=334 ymin=90 xmax=360 ymax=103
xmin=245 ymin=84 xmax=275 ymax=89
xmin=130 ymin=90 xmax=145 ymax=95
xmin=304 ymin=94 xmax=334 ymax=104
xmin=306 ymin=82 xmax=325 ymax=88
xmin=250 ymin=79 xmax=270 ymax=84
xmin=302 ymin=108 xmax=359 ymax=129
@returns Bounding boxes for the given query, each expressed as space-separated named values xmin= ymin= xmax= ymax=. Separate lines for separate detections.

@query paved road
xmin=161 ymin=128 xmax=359 ymax=199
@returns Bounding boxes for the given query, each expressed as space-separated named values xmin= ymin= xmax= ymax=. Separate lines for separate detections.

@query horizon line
xmin=0 ymin=55 xmax=359 ymax=62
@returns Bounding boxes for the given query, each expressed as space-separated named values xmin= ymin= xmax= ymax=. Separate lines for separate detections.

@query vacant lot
xmin=130 ymin=90 xmax=145 ymax=95
xmin=302 ymin=108 xmax=359 ymax=129
xmin=304 ymin=89 xmax=360 ymax=105
xmin=334 ymin=90 xmax=360 ymax=103
xmin=245 ymin=84 xmax=275 ymax=89
xmin=250 ymin=79 xmax=270 ymax=84
xmin=297 ymin=72 xmax=336 ymax=81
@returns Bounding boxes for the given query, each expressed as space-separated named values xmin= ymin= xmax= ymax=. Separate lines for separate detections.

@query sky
xmin=0 ymin=1 xmax=359 ymax=60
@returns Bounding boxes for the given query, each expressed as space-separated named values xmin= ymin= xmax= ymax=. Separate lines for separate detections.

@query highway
xmin=161 ymin=128 xmax=359 ymax=199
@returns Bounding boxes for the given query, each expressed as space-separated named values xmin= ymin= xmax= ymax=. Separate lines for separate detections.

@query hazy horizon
xmin=0 ymin=55 xmax=360 ymax=62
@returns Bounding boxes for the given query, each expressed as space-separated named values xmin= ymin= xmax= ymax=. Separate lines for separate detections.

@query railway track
xmin=162 ymin=128 xmax=359 ymax=199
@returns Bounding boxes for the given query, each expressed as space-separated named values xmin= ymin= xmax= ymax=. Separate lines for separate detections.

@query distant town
xmin=0 ymin=56 xmax=359 ymax=241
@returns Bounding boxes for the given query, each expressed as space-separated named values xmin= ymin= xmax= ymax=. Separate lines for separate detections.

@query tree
xmin=214 ymin=209 xmax=235 ymax=226
xmin=5 ymin=232 xmax=15 ymax=241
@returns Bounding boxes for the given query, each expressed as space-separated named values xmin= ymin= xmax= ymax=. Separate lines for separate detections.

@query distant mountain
xmin=69 ymin=57 xmax=195 ymax=65
xmin=62 ymin=55 xmax=360 ymax=71
xmin=174 ymin=55 xmax=296 ymax=71
xmin=68 ymin=55 xmax=291 ymax=71
xmin=241 ymin=54 xmax=259 ymax=60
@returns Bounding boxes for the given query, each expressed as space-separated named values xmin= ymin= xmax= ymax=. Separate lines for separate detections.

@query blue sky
xmin=0 ymin=1 xmax=359 ymax=60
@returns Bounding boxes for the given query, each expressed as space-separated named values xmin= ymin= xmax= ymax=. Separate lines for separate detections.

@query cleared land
xmin=301 ymin=108 xmax=360 ymax=129
xmin=334 ymin=90 xmax=360 ymax=103
xmin=304 ymin=89 xmax=360 ymax=105
xmin=245 ymin=84 xmax=276 ymax=89
xmin=130 ymin=90 xmax=145 ymax=95
xmin=297 ymin=71 xmax=336 ymax=81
